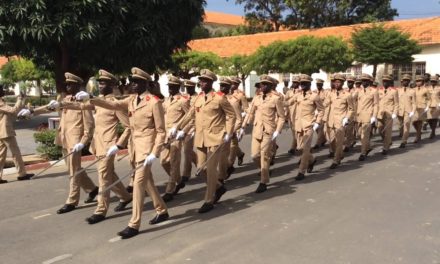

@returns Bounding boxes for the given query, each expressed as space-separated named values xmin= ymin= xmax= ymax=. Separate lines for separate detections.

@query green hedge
xmin=34 ymin=129 xmax=62 ymax=160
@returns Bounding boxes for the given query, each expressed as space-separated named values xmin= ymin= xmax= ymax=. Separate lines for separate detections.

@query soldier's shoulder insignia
xmin=145 ymin=95 xmax=150 ymax=101
xmin=216 ymin=91 xmax=225 ymax=96
xmin=182 ymin=95 xmax=189 ymax=100
xmin=152 ymin=95 xmax=159 ymax=101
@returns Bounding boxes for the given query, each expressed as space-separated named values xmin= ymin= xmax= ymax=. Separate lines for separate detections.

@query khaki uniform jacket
xmin=163 ymin=94 xmax=190 ymax=133
xmin=0 ymin=98 xmax=23 ymax=139
xmin=378 ymin=87 xmax=399 ymax=118
xmin=178 ymin=91 xmax=236 ymax=148
xmin=90 ymin=92 xmax=165 ymax=162
xmin=357 ymin=87 xmax=379 ymax=123
xmin=180 ymin=94 xmax=198 ymax=134
xmin=246 ymin=91 xmax=285 ymax=140
xmin=397 ymin=87 xmax=416 ymax=116
xmin=284 ymin=89 xmax=298 ymax=125
xmin=226 ymin=94 xmax=243 ymax=132
xmin=346 ymin=88 xmax=359 ymax=121
xmin=414 ymin=86 xmax=430 ymax=109
xmin=233 ymin=90 xmax=249 ymax=112
xmin=318 ymin=89 xmax=331 ymax=123
xmin=428 ymin=85 xmax=440 ymax=108
xmin=324 ymin=90 xmax=355 ymax=129
xmin=293 ymin=90 xmax=325 ymax=132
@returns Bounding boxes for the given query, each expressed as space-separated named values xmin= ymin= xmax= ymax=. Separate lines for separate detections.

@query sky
xmin=206 ymin=0 xmax=440 ymax=20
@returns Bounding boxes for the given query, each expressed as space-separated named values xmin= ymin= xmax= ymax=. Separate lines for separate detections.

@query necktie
xmin=263 ymin=94 xmax=266 ymax=100
xmin=137 ymin=96 xmax=141 ymax=106
xmin=170 ymin=96 xmax=174 ymax=102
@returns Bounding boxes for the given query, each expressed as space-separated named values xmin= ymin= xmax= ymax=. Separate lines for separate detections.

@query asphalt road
xmin=1 ymin=127 xmax=440 ymax=264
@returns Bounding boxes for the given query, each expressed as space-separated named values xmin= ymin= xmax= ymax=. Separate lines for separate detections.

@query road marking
xmin=109 ymin=236 xmax=122 ymax=243
xmin=33 ymin=213 xmax=51 ymax=220
xmin=42 ymin=254 xmax=72 ymax=264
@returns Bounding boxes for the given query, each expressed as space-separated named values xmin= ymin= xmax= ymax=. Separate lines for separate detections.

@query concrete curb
xmin=3 ymin=149 xmax=129 ymax=176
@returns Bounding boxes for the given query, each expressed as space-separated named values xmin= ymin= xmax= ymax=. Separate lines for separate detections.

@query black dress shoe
xmin=126 ymin=185 xmax=133 ymax=193
xmin=173 ymin=180 xmax=186 ymax=195
xmin=0 ymin=179 xmax=7 ymax=184
xmin=270 ymin=155 xmax=275 ymax=165
xmin=328 ymin=152 xmax=335 ymax=158
xmin=295 ymin=173 xmax=305 ymax=181
xmin=343 ymin=146 xmax=350 ymax=152
xmin=307 ymin=159 xmax=317 ymax=173
xmin=321 ymin=141 xmax=327 ymax=147
xmin=358 ymin=154 xmax=366 ymax=161
xmin=162 ymin=193 xmax=174 ymax=203
xmin=198 ymin=202 xmax=214 ymax=213
xmin=114 ymin=199 xmax=132 ymax=212
xmin=17 ymin=173 xmax=35 ymax=181
xmin=117 ymin=226 xmax=139 ymax=239
xmin=84 ymin=187 xmax=99 ymax=204
xmin=366 ymin=148 xmax=372 ymax=156
xmin=214 ymin=185 xmax=227 ymax=204
xmin=312 ymin=144 xmax=319 ymax=150
xmin=381 ymin=149 xmax=388 ymax=155
xmin=329 ymin=163 xmax=339 ymax=169
xmin=237 ymin=152 xmax=245 ymax=166
xmin=399 ymin=143 xmax=406 ymax=149
xmin=181 ymin=176 xmax=189 ymax=183
xmin=255 ymin=183 xmax=267 ymax=193
xmin=287 ymin=149 xmax=296 ymax=155
xmin=57 ymin=204 xmax=76 ymax=214
xmin=86 ymin=214 xmax=105 ymax=224
xmin=226 ymin=166 xmax=235 ymax=179
xmin=149 ymin=212 xmax=169 ymax=225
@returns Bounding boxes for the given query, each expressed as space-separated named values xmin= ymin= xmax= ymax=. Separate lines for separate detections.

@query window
xmin=415 ymin=62 xmax=426 ymax=76
xmin=351 ymin=64 xmax=362 ymax=76
xmin=391 ymin=62 xmax=426 ymax=85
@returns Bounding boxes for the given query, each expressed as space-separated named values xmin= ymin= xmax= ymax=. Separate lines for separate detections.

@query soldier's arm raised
xmin=151 ymin=100 xmax=166 ymax=157
xmin=60 ymin=100 xmax=95 ymax=111
xmin=90 ymin=96 xmax=130 ymax=111
xmin=0 ymin=97 xmax=23 ymax=115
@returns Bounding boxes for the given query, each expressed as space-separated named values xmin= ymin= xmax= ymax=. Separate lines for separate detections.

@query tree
xmin=234 ymin=0 xmax=287 ymax=32
xmin=170 ymin=51 xmax=222 ymax=79
xmin=251 ymin=36 xmax=352 ymax=75
xmin=351 ymin=24 xmax=421 ymax=77
xmin=0 ymin=0 xmax=205 ymax=92
xmin=218 ymin=55 xmax=253 ymax=89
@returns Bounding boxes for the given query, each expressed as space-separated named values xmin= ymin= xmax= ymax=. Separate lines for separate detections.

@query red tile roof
xmin=204 ymin=11 xmax=245 ymax=26
xmin=190 ymin=17 xmax=440 ymax=57
xmin=0 ymin=56 xmax=8 ymax=68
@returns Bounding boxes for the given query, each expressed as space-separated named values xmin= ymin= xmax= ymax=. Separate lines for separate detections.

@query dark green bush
xmin=34 ymin=129 xmax=62 ymax=160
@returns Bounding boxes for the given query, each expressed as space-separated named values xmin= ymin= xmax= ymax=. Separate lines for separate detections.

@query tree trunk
xmin=372 ymin=64 xmax=378 ymax=79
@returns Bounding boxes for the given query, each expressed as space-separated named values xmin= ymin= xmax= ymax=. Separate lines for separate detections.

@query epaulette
xmin=182 ymin=95 xmax=189 ymax=100
xmin=153 ymin=95 xmax=159 ymax=100
xmin=216 ymin=91 xmax=224 ymax=96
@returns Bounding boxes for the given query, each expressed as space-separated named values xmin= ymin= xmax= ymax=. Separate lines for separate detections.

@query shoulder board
xmin=216 ymin=91 xmax=224 ymax=96
xmin=182 ymin=95 xmax=189 ymax=100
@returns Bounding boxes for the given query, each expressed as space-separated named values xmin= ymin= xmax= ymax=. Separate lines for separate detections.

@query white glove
xmin=312 ymin=123 xmax=319 ymax=131
xmin=241 ymin=112 xmax=247 ymax=118
xmin=370 ymin=117 xmax=377 ymax=124
xmin=391 ymin=113 xmax=397 ymax=119
xmin=271 ymin=131 xmax=279 ymax=141
xmin=168 ymin=127 xmax=177 ymax=138
xmin=223 ymin=133 xmax=231 ymax=143
xmin=342 ymin=117 xmax=349 ymax=126
xmin=237 ymin=128 xmax=244 ymax=141
xmin=409 ymin=112 xmax=414 ymax=118
xmin=75 ymin=91 xmax=90 ymax=101
xmin=106 ymin=145 xmax=119 ymax=157
xmin=48 ymin=100 xmax=60 ymax=109
xmin=72 ymin=143 xmax=85 ymax=153
xmin=143 ymin=154 xmax=157 ymax=166
xmin=423 ymin=106 xmax=429 ymax=113
xmin=17 ymin=109 xmax=31 ymax=117
xmin=176 ymin=130 xmax=185 ymax=140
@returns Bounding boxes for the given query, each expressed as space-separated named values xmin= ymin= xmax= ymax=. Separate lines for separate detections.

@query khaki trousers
xmin=378 ymin=115 xmax=393 ymax=150
xmin=128 ymin=162 xmax=167 ymax=230
xmin=315 ymin=125 xmax=326 ymax=146
xmin=297 ymin=129 xmax=314 ymax=174
xmin=289 ymin=126 xmax=297 ymax=150
xmin=182 ymin=136 xmax=197 ymax=177
xmin=344 ymin=121 xmax=356 ymax=148
xmin=95 ymin=155 xmax=131 ymax=216
xmin=160 ymin=140 xmax=182 ymax=194
xmin=63 ymin=149 xmax=96 ymax=205
xmin=251 ymin=133 xmax=273 ymax=184
xmin=196 ymin=146 xmax=222 ymax=204
xmin=228 ymin=135 xmax=243 ymax=167
xmin=359 ymin=123 xmax=372 ymax=155
xmin=0 ymin=136 xmax=26 ymax=178
xmin=327 ymin=126 xmax=345 ymax=163
xmin=398 ymin=114 xmax=411 ymax=144
xmin=219 ymin=141 xmax=231 ymax=181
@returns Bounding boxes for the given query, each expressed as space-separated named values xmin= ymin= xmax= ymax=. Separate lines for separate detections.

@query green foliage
xmin=171 ymin=51 xmax=222 ymax=78
xmin=351 ymin=24 xmax=421 ymax=76
xmin=219 ymin=55 xmax=253 ymax=77
xmin=34 ymin=129 xmax=62 ymax=160
xmin=251 ymin=36 xmax=352 ymax=75
xmin=192 ymin=25 xmax=211 ymax=40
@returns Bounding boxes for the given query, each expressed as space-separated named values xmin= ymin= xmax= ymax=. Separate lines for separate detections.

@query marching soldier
xmin=284 ymin=76 xmax=300 ymax=155
xmin=77 ymin=67 xmax=169 ymax=239
xmin=357 ymin=73 xmax=379 ymax=161
xmin=344 ymin=75 xmax=358 ymax=152
xmin=397 ymin=74 xmax=416 ymax=148
xmin=229 ymin=76 xmax=247 ymax=166
xmin=177 ymin=69 xmax=236 ymax=213
xmin=291 ymin=74 xmax=324 ymax=180
xmin=160 ymin=75 xmax=189 ymax=202
xmin=0 ymin=86 xmax=33 ymax=183
xmin=243 ymin=75 xmax=285 ymax=192
xmin=426 ymin=75 xmax=440 ymax=138
xmin=324 ymin=74 xmax=354 ymax=169
xmin=313 ymin=78 xmax=327 ymax=149
xmin=377 ymin=74 xmax=399 ymax=155
xmin=412 ymin=75 xmax=431 ymax=143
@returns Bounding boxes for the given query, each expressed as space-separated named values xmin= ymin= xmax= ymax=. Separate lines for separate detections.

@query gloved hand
xmin=168 ymin=127 xmax=177 ymax=138
xmin=391 ymin=113 xmax=397 ymax=119
xmin=72 ymin=143 xmax=85 ymax=153
xmin=106 ymin=145 xmax=119 ymax=157
xmin=241 ymin=112 xmax=247 ymax=118
xmin=48 ymin=100 xmax=60 ymax=109
xmin=342 ymin=117 xmax=349 ymax=126
xmin=176 ymin=130 xmax=185 ymax=140
xmin=423 ymin=106 xmax=429 ymax=113
xmin=409 ymin=112 xmax=414 ymax=118
xmin=312 ymin=123 xmax=319 ymax=131
xmin=143 ymin=154 xmax=157 ymax=166
xmin=237 ymin=128 xmax=245 ymax=141
xmin=271 ymin=131 xmax=279 ymax=141
xmin=223 ymin=133 xmax=231 ymax=143
xmin=370 ymin=116 xmax=377 ymax=124
xmin=17 ymin=109 xmax=32 ymax=117
xmin=75 ymin=91 xmax=90 ymax=101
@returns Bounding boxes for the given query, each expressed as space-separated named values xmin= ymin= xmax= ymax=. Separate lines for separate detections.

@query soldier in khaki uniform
xmin=284 ymin=76 xmax=300 ymax=155
xmin=229 ymin=76 xmax=247 ymax=166
xmin=290 ymin=74 xmax=324 ymax=181
xmin=377 ymin=74 xmax=399 ymax=155
xmin=397 ymin=74 xmax=416 ymax=148
xmin=0 ymin=86 xmax=32 ymax=184
xmin=313 ymin=78 xmax=327 ymax=149
xmin=77 ymin=67 xmax=169 ymax=239
xmin=324 ymin=74 xmax=354 ymax=169
xmin=344 ymin=75 xmax=358 ymax=151
xmin=412 ymin=75 xmax=431 ymax=143
xmin=243 ymin=75 xmax=285 ymax=193
xmin=177 ymin=69 xmax=236 ymax=213
xmin=160 ymin=75 xmax=190 ymax=202
xmin=426 ymin=75 xmax=440 ymax=138
xmin=357 ymin=73 xmax=379 ymax=161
